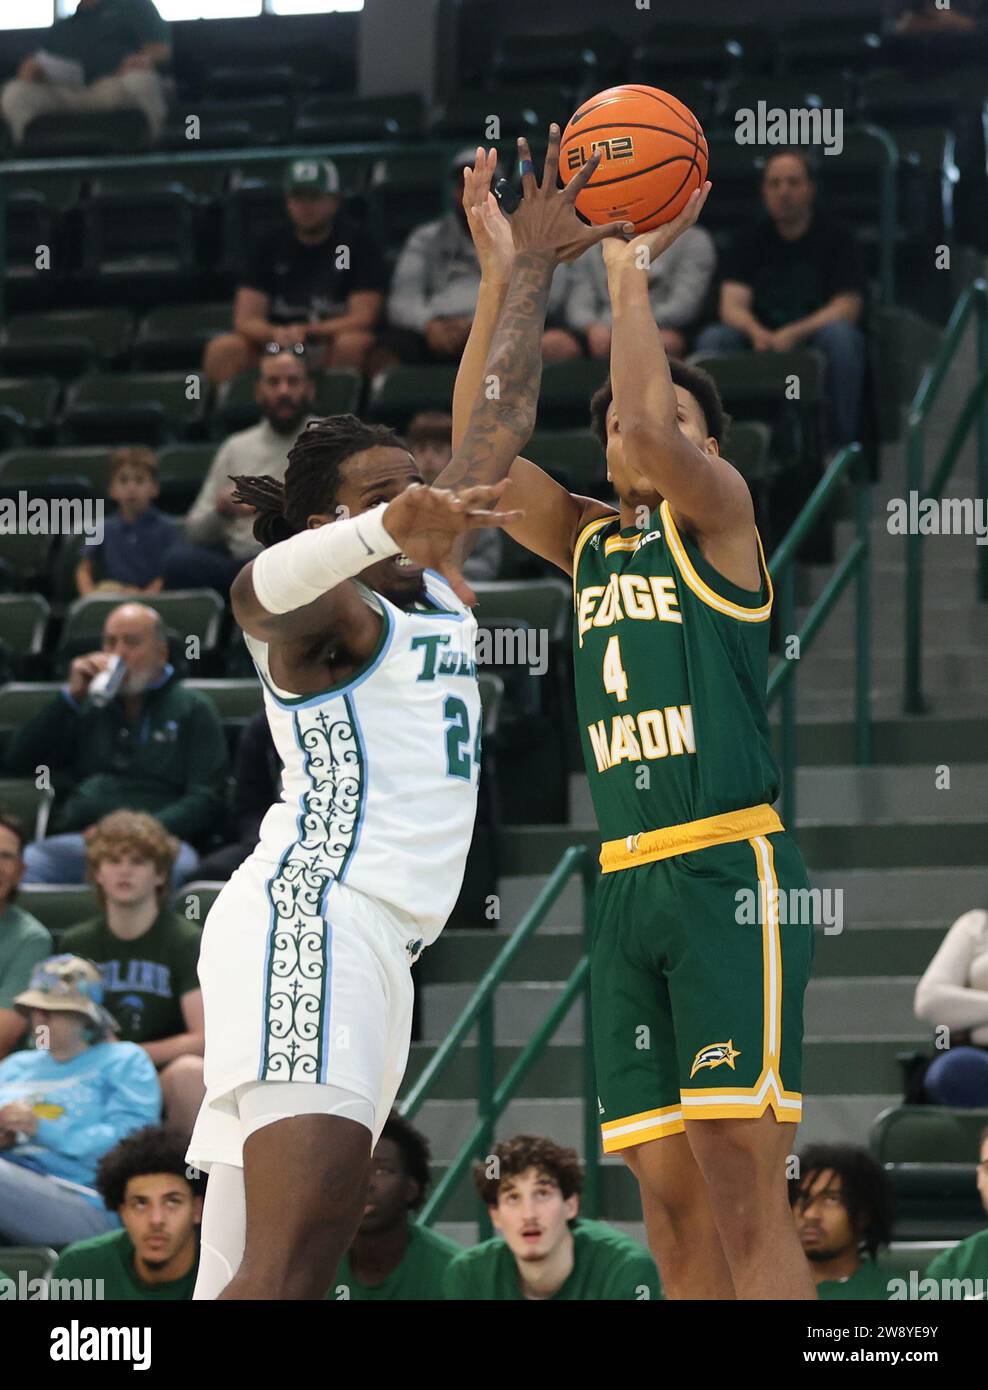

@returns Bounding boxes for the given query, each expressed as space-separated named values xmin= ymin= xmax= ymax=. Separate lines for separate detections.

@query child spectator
xmin=443 ymin=1135 xmax=660 ymax=1300
xmin=76 ymin=447 xmax=179 ymax=597
xmin=60 ymin=811 xmax=204 ymax=1139
xmin=0 ymin=954 xmax=160 ymax=1247
xmin=329 ymin=1113 xmax=460 ymax=1300
xmin=0 ymin=811 xmax=52 ymax=1061
xmin=53 ymin=1125 xmax=204 ymax=1300
xmin=790 ymin=1144 xmax=895 ymax=1299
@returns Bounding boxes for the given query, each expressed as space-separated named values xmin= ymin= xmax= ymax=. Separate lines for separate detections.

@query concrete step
xmin=791 ymin=592 xmax=988 ymax=647
xmin=768 ymin=715 xmax=988 ymax=765
xmin=811 ymin=866 xmax=988 ymax=923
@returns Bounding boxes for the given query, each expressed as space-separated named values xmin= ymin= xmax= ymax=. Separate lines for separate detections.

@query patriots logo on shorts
xmin=689 ymin=1039 xmax=741 ymax=1079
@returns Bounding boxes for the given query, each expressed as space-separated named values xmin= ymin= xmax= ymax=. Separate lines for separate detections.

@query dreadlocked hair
xmin=230 ymin=414 xmax=406 ymax=549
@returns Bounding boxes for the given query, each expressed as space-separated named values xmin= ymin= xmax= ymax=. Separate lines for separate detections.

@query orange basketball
xmin=559 ymin=84 xmax=708 ymax=233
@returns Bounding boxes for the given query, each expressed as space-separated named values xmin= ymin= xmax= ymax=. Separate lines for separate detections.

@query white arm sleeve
xmin=250 ymin=504 xmax=399 ymax=615
xmin=914 ymin=909 xmax=988 ymax=1032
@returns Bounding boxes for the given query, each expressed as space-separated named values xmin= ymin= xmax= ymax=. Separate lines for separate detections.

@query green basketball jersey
xmin=572 ymin=499 xmax=780 ymax=843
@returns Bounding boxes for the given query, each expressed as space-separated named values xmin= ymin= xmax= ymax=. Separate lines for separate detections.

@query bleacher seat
xmin=0 ymin=595 xmax=49 ymax=667
xmin=0 ymin=309 xmax=134 ymax=380
xmin=0 ymin=683 xmax=61 ymax=754
xmin=630 ymin=23 xmax=766 ymax=82
xmin=0 ymin=1247 xmax=58 ymax=1287
xmin=690 ymin=349 xmax=826 ymax=451
xmin=472 ymin=578 xmax=572 ymax=642
xmin=719 ymin=75 xmax=858 ymax=131
xmin=722 ymin=420 xmax=775 ymax=483
xmin=209 ymin=368 xmax=363 ymax=440
xmin=57 ymin=589 xmax=225 ymax=660
xmin=0 ymin=533 xmax=53 ymax=592
xmin=877 ymin=1242 xmax=955 ymax=1283
xmin=57 ymin=372 xmax=207 ymax=446
xmin=523 ymin=429 xmax=606 ymax=495
xmin=78 ymin=178 xmax=199 ymax=291
xmin=155 ymin=442 xmax=217 ymax=514
xmin=490 ymin=28 xmax=625 ymax=91
xmin=367 ymin=154 xmax=447 ymax=261
xmin=21 ymin=108 xmax=150 ymax=157
xmin=0 ymin=378 xmax=60 ymax=445
xmin=132 ymin=303 xmax=232 ymax=371
xmin=163 ymin=97 xmax=293 ymax=151
xmin=171 ymin=879 xmax=225 ymax=923
xmin=0 ymin=448 xmax=113 ymax=504
xmin=535 ymin=360 xmax=608 ymax=431
xmin=294 ymin=93 xmax=424 ymax=143
xmin=0 ymin=780 xmax=54 ymax=841
xmin=870 ymin=1105 xmax=988 ymax=1240
xmin=366 ymin=366 xmax=458 ymax=429
xmin=18 ymin=884 xmax=97 ymax=936
xmin=429 ymin=87 xmax=567 ymax=140
xmin=183 ymin=678 xmax=263 ymax=728
xmin=774 ymin=15 xmax=884 ymax=74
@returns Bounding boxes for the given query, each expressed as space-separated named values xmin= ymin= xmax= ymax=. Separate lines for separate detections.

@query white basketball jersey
xmin=244 ymin=569 xmax=481 ymax=945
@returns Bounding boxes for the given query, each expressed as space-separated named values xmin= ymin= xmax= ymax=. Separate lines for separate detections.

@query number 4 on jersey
xmin=602 ymin=634 xmax=629 ymax=702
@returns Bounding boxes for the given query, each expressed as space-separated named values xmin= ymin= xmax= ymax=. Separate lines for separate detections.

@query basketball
xmin=559 ymin=83 xmax=709 ymax=233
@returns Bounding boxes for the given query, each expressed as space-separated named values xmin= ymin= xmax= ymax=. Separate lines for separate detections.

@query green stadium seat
xmin=719 ymin=75 xmax=858 ymax=131
xmin=79 ymin=179 xmax=199 ymax=284
xmin=58 ymin=589 xmax=225 ymax=658
xmin=164 ymin=97 xmax=293 ymax=151
xmin=367 ymin=155 xmax=447 ymax=259
xmin=0 ymin=310 xmax=134 ymax=379
xmin=155 ymin=442 xmax=217 ymax=514
xmin=535 ymin=360 xmax=608 ymax=431
xmin=877 ymin=1242 xmax=956 ymax=1283
xmin=206 ymin=63 xmax=297 ymax=98
xmin=870 ymin=1105 xmax=988 ymax=1241
xmin=21 ymin=108 xmax=150 ymax=157
xmin=366 ymin=366 xmax=458 ymax=430
xmin=861 ymin=66 xmax=987 ymax=127
xmin=523 ymin=429 xmax=607 ymax=495
xmin=0 ymin=1247 xmax=58 ymax=1287
xmin=429 ymin=87 xmax=568 ymax=139
xmin=889 ymin=124 xmax=958 ymax=238
xmin=18 ymin=885 xmax=97 ymax=936
xmin=0 ymin=447 xmax=114 ymax=502
xmin=171 ymin=879 xmax=224 ymax=925
xmin=774 ymin=15 xmax=884 ymax=74
xmin=0 ymin=533 xmax=53 ymax=590
xmin=0 ymin=681 xmax=60 ymax=757
xmin=722 ymin=420 xmax=775 ymax=483
xmin=0 ymin=595 xmax=49 ymax=658
xmin=183 ymin=678 xmax=263 ymax=728
xmin=57 ymin=372 xmax=207 ymax=446
xmin=0 ymin=378 xmax=60 ymax=444
xmin=295 ymin=93 xmax=424 ymax=143
xmin=0 ymin=780 xmax=54 ymax=841
xmin=209 ymin=369 xmax=363 ymax=440
xmin=132 ymin=303 xmax=233 ymax=372
xmin=471 ymin=578 xmax=572 ymax=642
xmin=871 ymin=1105 xmax=988 ymax=1164
xmin=630 ymin=23 xmax=765 ymax=82
xmin=491 ymin=28 xmax=625 ymax=89
xmin=691 ymin=349 xmax=826 ymax=420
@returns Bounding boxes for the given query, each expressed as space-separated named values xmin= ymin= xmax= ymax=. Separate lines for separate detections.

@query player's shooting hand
xmin=383 ymin=481 xmax=522 ymax=606
xmin=601 ymin=181 xmax=711 ymax=272
xmin=509 ymin=125 xmax=634 ymax=264
xmin=464 ymin=147 xmax=514 ymax=284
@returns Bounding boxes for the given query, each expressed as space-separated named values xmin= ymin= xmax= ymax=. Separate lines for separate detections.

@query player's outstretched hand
xmin=464 ymin=146 xmax=514 ymax=283
xmin=383 ymin=480 xmax=522 ymax=606
xmin=601 ymin=181 xmax=712 ymax=271
xmin=510 ymin=124 xmax=634 ymax=263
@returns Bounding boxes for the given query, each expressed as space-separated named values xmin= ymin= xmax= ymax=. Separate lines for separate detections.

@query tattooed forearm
xmin=439 ymin=251 xmax=554 ymax=489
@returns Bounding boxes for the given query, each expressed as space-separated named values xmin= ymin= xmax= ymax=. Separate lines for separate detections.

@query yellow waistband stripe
xmin=599 ymin=803 xmax=784 ymax=873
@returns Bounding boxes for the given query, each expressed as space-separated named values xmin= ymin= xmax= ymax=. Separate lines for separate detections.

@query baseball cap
xmin=14 ymin=954 xmax=118 ymax=1037
xmin=284 ymin=158 xmax=341 ymax=196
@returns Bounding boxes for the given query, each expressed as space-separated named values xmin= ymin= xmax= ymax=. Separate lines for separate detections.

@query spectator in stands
xmin=58 ymin=811 xmax=204 ymax=1139
xmin=1 ymin=0 xmax=170 ymax=146
xmin=377 ymin=148 xmax=581 ymax=369
xmin=914 ymin=907 xmax=988 ymax=1106
xmin=790 ymin=1144 xmax=895 ymax=1299
xmin=4 ymin=602 xmax=228 ymax=888
xmin=924 ymin=1124 xmax=988 ymax=1292
xmin=0 ymin=812 xmax=52 ymax=1061
xmin=329 ymin=1113 xmax=460 ymax=1300
xmin=203 ymin=159 xmax=386 ymax=386
xmin=407 ymin=411 xmax=501 ymax=581
xmin=694 ymin=150 xmax=866 ymax=449
xmin=196 ymin=711 xmax=279 ymax=883
xmin=0 ymin=954 xmax=160 ymax=1247
xmin=53 ymin=1124 xmax=203 ymax=1299
xmin=76 ymin=446 xmax=179 ymax=598
xmin=443 ymin=1135 xmax=660 ymax=1300
xmin=895 ymin=0 xmax=977 ymax=35
xmin=565 ymin=228 xmax=716 ymax=360
xmin=164 ymin=349 xmax=319 ymax=593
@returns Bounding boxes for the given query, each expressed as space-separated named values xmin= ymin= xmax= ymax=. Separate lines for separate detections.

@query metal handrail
xmin=401 ymin=844 xmax=597 ymax=1233
xmin=904 ymin=280 xmax=988 ymax=713
xmin=767 ymin=442 xmax=872 ymax=830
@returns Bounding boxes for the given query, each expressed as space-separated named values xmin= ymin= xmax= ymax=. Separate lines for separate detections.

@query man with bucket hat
xmin=0 ymin=955 xmax=160 ymax=1247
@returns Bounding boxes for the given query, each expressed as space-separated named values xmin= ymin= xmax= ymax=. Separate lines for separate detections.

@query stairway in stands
xmin=404 ymin=316 xmax=988 ymax=1244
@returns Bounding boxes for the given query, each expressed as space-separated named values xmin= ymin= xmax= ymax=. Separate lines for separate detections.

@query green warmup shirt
xmin=53 ymin=1228 xmax=198 ymax=1301
xmin=3 ymin=671 xmax=228 ymax=848
xmin=573 ymin=502 xmax=778 ymax=847
xmin=41 ymin=0 xmax=169 ymax=85
xmin=925 ymin=1228 xmax=988 ymax=1295
xmin=0 ymin=904 xmax=53 ymax=1013
xmin=817 ymin=1260 xmax=891 ymax=1300
xmin=443 ymin=1218 xmax=660 ymax=1301
xmin=328 ymin=1224 xmax=462 ymax=1300
xmin=59 ymin=911 xmax=201 ymax=1045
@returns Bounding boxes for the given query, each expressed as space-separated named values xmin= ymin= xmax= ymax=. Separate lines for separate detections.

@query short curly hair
xmin=380 ymin=1111 xmax=432 ymax=1211
xmin=790 ymin=1144 xmax=895 ymax=1261
xmin=96 ymin=1125 xmax=206 ymax=1212
xmin=472 ymin=1135 xmax=584 ymax=1208
xmin=590 ymin=358 xmax=727 ymax=447
xmin=85 ymin=810 xmax=178 ymax=909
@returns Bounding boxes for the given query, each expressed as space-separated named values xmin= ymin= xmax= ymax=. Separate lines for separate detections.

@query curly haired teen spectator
xmin=53 ymin=1125 xmax=204 ymax=1299
xmin=0 ymin=955 xmax=160 ymax=1247
xmin=790 ymin=1144 xmax=895 ymax=1299
xmin=60 ymin=811 xmax=205 ymax=1139
xmin=444 ymin=1135 xmax=660 ymax=1300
